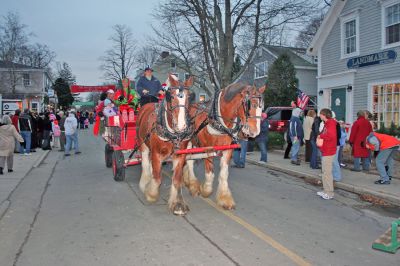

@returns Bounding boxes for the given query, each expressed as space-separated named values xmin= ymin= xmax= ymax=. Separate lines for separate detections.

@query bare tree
xmin=19 ymin=43 xmax=56 ymax=68
xmin=295 ymin=14 xmax=325 ymax=48
xmin=100 ymin=24 xmax=137 ymax=82
xmin=135 ymin=46 xmax=160 ymax=70
xmin=154 ymin=0 xmax=315 ymax=90
xmin=0 ymin=12 xmax=31 ymax=94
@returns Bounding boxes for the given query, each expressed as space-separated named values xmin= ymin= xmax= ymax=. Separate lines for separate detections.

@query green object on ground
xmin=372 ymin=218 xmax=400 ymax=254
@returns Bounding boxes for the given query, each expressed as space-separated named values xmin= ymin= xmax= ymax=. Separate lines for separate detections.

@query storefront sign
xmin=347 ymin=50 xmax=397 ymax=69
xmin=47 ymin=89 xmax=55 ymax=97
xmin=2 ymin=100 xmax=22 ymax=115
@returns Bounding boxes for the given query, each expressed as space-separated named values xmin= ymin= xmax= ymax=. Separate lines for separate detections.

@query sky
xmin=1 ymin=0 xmax=160 ymax=85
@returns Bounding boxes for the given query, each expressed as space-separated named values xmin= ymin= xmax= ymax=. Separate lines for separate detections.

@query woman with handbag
xmin=0 ymin=115 xmax=24 ymax=174
xmin=316 ymin=108 xmax=337 ymax=200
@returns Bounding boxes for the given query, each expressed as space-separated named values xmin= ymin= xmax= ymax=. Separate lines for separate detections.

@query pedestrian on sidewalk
xmin=284 ymin=128 xmax=292 ymax=159
xmin=11 ymin=109 xmax=21 ymax=153
xmin=0 ymin=115 xmax=24 ymax=174
xmin=310 ymin=115 xmax=322 ymax=169
xmin=29 ymin=112 xmax=37 ymax=152
xmin=366 ymin=132 xmax=400 ymax=185
xmin=332 ymin=112 xmax=342 ymax=182
xmin=303 ymin=109 xmax=316 ymax=163
xmin=233 ymin=137 xmax=248 ymax=168
xmin=41 ymin=113 xmax=52 ymax=150
xmin=64 ymin=111 xmax=81 ymax=156
xmin=289 ymin=108 xmax=304 ymax=165
xmin=317 ymin=108 xmax=337 ymax=200
xmin=51 ymin=114 xmax=61 ymax=149
xmin=58 ymin=111 xmax=66 ymax=151
xmin=255 ymin=113 xmax=269 ymax=163
xmin=338 ymin=121 xmax=347 ymax=167
xmin=18 ymin=109 xmax=33 ymax=155
xmin=37 ymin=113 xmax=44 ymax=149
xmin=349 ymin=111 xmax=372 ymax=172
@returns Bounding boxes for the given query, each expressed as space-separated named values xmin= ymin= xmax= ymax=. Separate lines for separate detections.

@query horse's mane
xmin=223 ymin=83 xmax=248 ymax=102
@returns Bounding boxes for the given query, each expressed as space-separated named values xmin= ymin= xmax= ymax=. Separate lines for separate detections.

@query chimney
xmin=161 ymin=51 xmax=170 ymax=59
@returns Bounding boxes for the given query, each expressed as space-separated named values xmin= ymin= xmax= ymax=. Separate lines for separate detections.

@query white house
xmin=0 ymin=61 xmax=52 ymax=114
xmin=308 ymin=0 xmax=400 ymax=126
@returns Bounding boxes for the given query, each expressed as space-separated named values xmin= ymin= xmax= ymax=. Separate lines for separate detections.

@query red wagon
xmin=103 ymin=114 xmax=240 ymax=182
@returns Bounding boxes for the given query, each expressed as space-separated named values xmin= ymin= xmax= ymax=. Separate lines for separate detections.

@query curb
xmin=33 ymin=150 xmax=50 ymax=168
xmin=247 ymin=158 xmax=400 ymax=207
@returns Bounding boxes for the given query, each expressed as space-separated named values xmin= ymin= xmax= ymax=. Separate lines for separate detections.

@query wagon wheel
xmin=105 ymin=144 xmax=113 ymax=168
xmin=112 ymin=150 xmax=126 ymax=181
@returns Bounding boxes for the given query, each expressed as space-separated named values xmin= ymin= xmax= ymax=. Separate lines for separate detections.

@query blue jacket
xmin=289 ymin=116 xmax=304 ymax=140
xmin=136 ymin=75 xmax=162 ymax=97
xmin=255 ymin=119 xmax=269 ymax=142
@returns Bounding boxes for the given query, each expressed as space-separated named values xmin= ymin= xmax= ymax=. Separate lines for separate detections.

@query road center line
xmin=162 ymin=170 xmax=312 ymax=266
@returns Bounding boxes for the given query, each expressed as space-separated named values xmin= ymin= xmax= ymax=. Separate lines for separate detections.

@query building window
xmin=385 ymin=3 xmax=400 ymax=45
xmin=254 ymin=61 xmax=268 ymax=79
xmin=372 ymin=83 xmax=400 ymax=128
xmin=23 ymin=73 xmax=30 ymax=86
xmin=171 ymin=59 xmax=176 ymax=68
xmin=31 ymin=102 xmax=39 ymax=112
xmin=340 ymin=12 xmax=359 ymax=58
xmin=344 ymin=20 xmax=357 ymax=54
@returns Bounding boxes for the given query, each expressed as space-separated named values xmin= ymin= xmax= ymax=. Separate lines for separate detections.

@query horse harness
xmin=206 ymin=89 xmax=264 ymax=142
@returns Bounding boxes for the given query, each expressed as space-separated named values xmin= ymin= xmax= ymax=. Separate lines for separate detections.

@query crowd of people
xmin=282 ymin=106 xmax=400 ymax=200
xmin=0 ymin=108 xmax=86 ymax=174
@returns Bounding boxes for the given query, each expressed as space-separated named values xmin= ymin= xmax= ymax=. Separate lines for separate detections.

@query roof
xmin=263 ymin=45 xmax=316 ymax=68
xmin=307 ymin=0 xmax=347 ymax=55
xmin=0 ymin=60 xmax=42 ymax=70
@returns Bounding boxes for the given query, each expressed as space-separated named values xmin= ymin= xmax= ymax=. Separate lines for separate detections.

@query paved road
xmin=1 ymin=130 xmax=399 ymax=266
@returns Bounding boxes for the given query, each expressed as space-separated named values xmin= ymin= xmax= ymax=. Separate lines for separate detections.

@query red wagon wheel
xmin=105 ymin=144 xmax=113 ymax=168
xmin=112 ymin=150 xmax=125 ymax=181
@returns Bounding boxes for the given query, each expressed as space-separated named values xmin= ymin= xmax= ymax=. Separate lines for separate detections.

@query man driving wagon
xmin=136 ymin=65 xmax=165 ymax=106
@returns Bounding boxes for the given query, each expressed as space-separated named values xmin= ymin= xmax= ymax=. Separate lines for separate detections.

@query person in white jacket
xmin=64 ymin=112 xmax=81 ymax=156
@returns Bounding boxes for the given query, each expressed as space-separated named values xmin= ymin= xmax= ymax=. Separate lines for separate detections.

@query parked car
xmin=266 ymin=106 xmax=311 ymax=133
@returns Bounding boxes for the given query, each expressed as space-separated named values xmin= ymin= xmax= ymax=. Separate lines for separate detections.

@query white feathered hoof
xmin=144 ymin=179 xmax=160 ymax=203
xmin=216 ymin=190 xmax=236 ymax=210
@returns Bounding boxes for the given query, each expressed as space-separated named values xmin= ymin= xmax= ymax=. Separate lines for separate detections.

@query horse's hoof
xmin=189 ymin=180 xmax=201 ymax=197
xmin=217 ymin=193 xmax=236 ymax=210
xmin=144 ymin=179 xmax=160 ymax=203
xmin=145 ymin=192 xmax=159 ymax=203
xmin=200 ymin=184 xmax=213 ymax=198
xmin=171 ymin=202 xmax=189 ymax=216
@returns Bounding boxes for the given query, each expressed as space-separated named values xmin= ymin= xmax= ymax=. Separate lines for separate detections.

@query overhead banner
xmin=70 ymin=84 xmax=116 ymax=93
xmin=71 ymin=84 xmax=116 ymax=108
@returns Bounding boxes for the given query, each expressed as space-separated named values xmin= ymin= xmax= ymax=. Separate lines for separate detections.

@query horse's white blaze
xmin=177 ymin=89 xmax=186 ymax=131
xmin=139 ymin=145 xmax=152 ymax=193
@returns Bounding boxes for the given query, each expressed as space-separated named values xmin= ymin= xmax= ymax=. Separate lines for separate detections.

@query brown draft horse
xmin=137 ymin=74 xmax=193 ymax=215
xmin=183 ymin=83 xmax=265 ymax=210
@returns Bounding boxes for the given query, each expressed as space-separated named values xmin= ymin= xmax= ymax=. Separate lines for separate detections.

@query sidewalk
xmin=0 ymin=150 xmax=50 ymax=217
xmin=246 ymin=151 xmax=400 ymax=207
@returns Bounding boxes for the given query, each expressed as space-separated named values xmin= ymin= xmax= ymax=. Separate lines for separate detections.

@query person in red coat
xmin=316 ymin=108 xmax=337 ymax=200
xmin=366 ymin=132 xmax=400 ymax=185
xmin=349 ymin=110 xmax=372 ymax=171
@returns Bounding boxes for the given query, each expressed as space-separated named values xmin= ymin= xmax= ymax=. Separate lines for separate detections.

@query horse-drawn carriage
xmin=100 ymin=74 xmax=265 ymax=215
